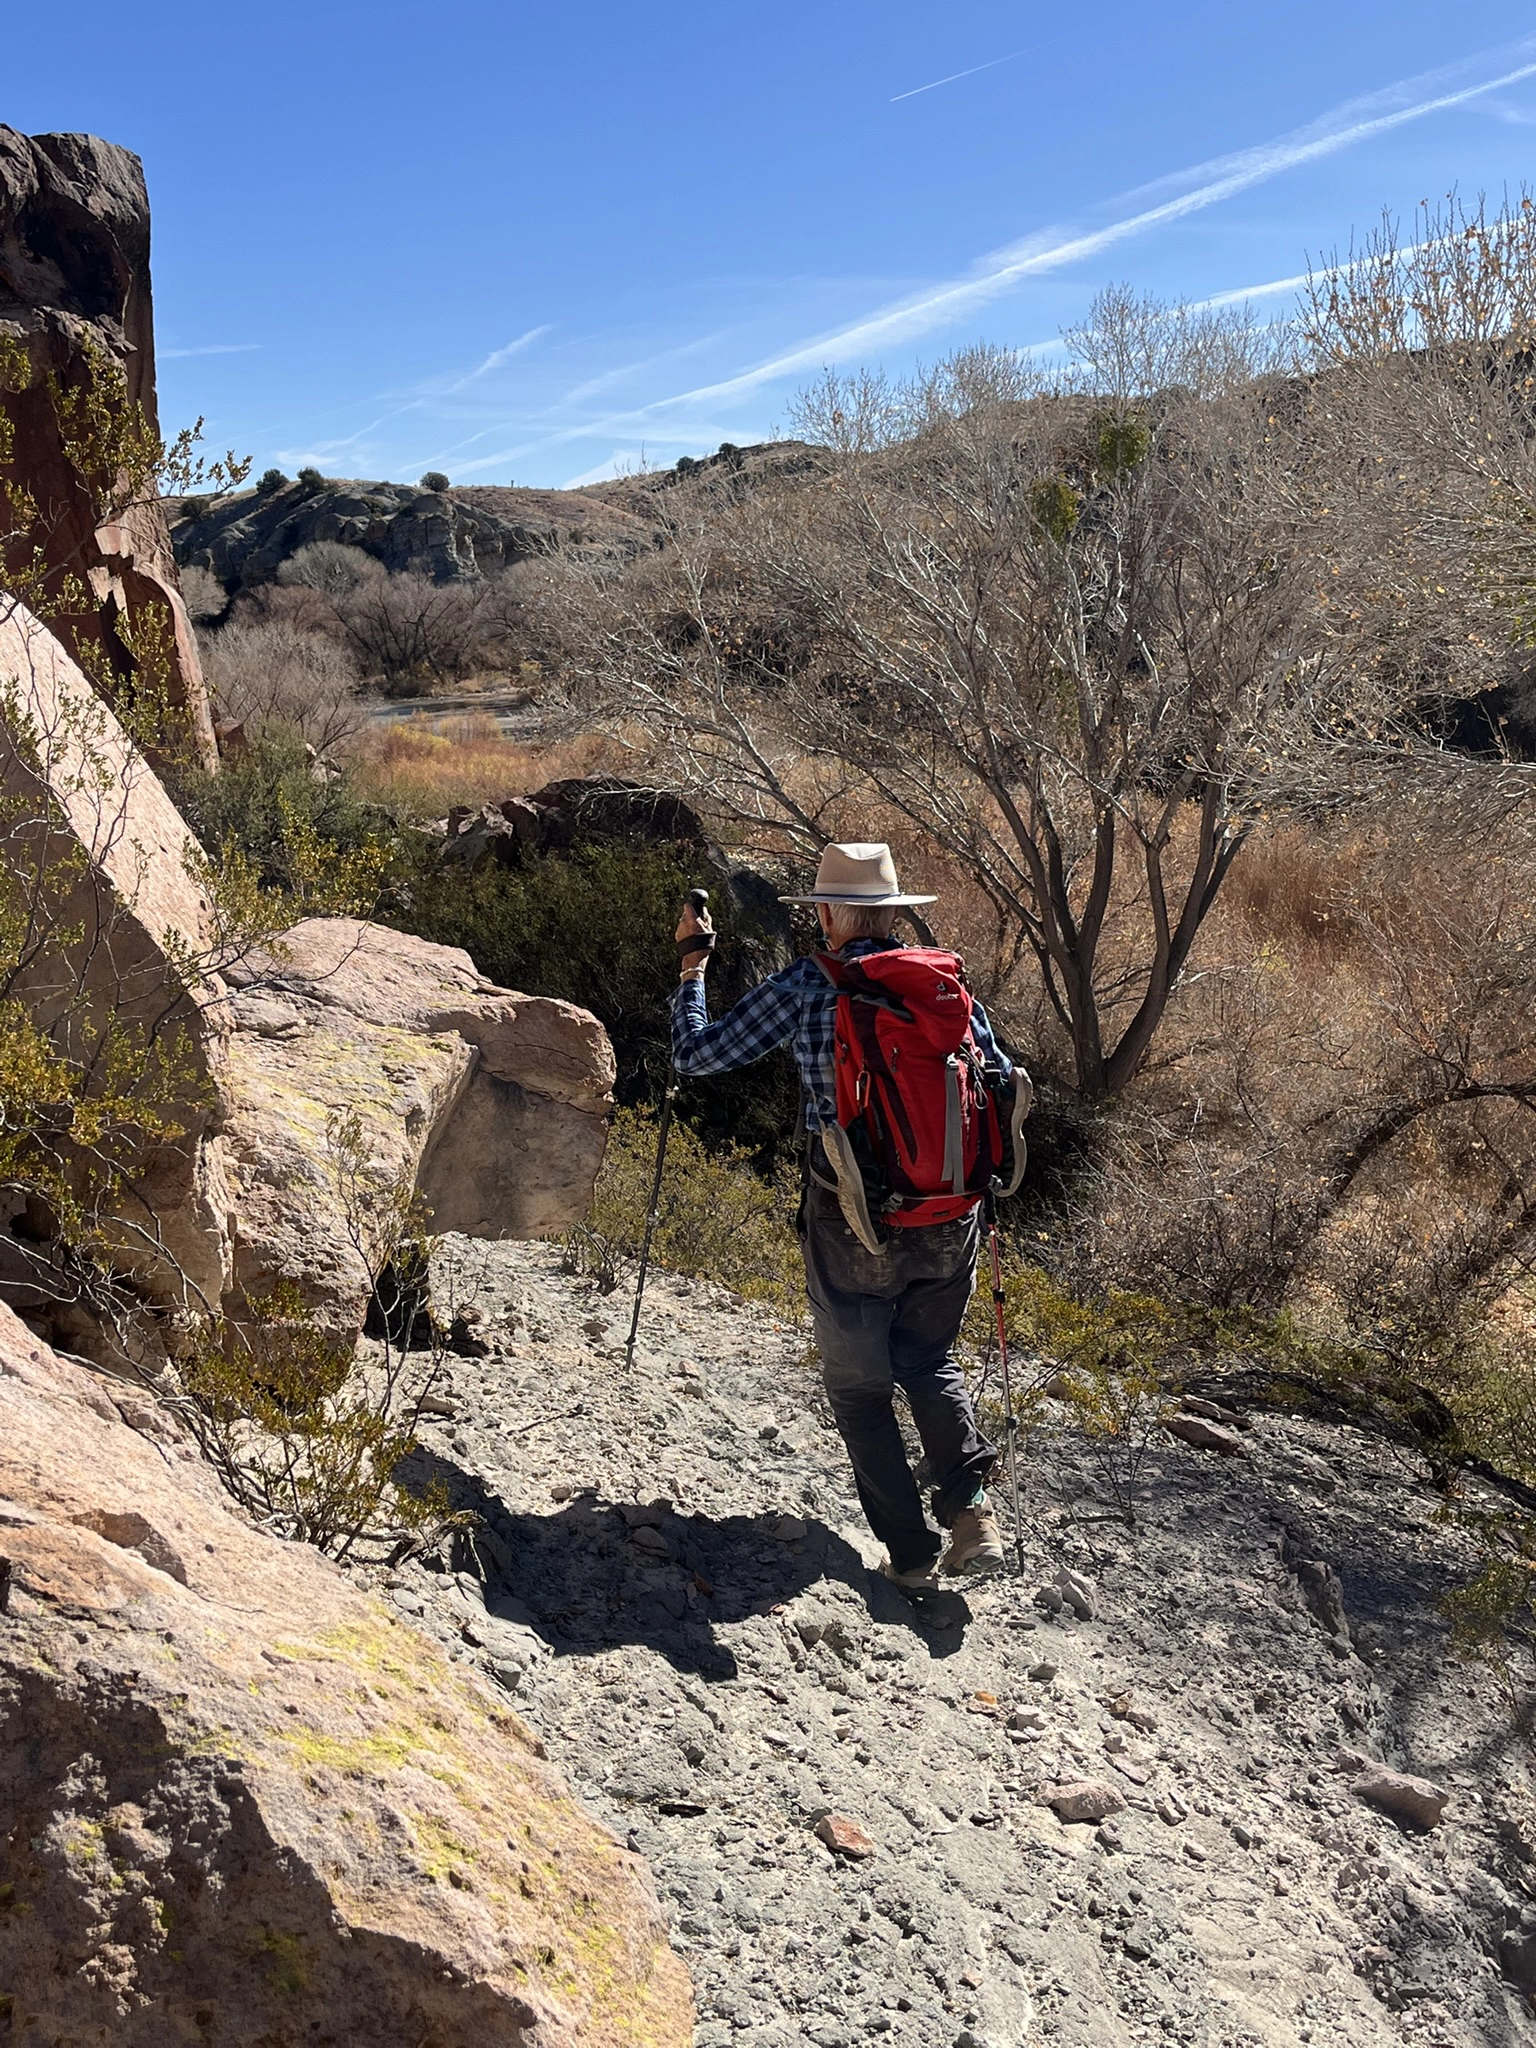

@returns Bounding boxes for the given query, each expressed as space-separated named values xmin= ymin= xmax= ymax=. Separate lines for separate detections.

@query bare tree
xmin=179 ymin=564 xmax=227 ymax=625
xmin=1299 ymin=191 xmax=1536 ymax=740
xmin=581 ymin=298 xmax=1395 ymax=1098
xmin=276 ymin=540 xmax=382 ymax=602
xmin=199 ymin=613 xmax=367 ymax=758
xmin=334 ymin=569 xmax=494 ymax=688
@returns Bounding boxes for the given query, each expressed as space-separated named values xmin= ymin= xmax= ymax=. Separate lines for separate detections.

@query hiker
xmin=672 ymin=842 xmax=1029 ymax=1587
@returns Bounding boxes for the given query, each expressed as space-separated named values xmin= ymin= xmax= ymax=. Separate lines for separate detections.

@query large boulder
xmin=0 ymin=1299 xmax=693 ymax=2044
xmin=0 ymin=127 xmax=215 ymax=770
xmin=0 ymin=596 xmax=234 ymax=1324
xmin=220 ymin=919 xmax=615 ymax=1334
xmin=0 ymin=597 xmax=613 ymax=1354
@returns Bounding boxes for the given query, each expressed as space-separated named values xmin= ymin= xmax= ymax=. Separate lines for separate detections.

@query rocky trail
xmin=350 ymin=1238 xmax=1536 ymax=2048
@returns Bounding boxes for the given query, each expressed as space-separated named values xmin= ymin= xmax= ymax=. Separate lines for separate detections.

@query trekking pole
xmin=984 ymin=1185 xmax=1027 ymax=1576
xmin=624 ymin=888 xmax=709 ymax=1370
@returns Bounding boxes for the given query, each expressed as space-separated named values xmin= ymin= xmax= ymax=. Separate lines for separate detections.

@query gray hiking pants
xmin=800 ymin=1177 xmax=997 ymax=1575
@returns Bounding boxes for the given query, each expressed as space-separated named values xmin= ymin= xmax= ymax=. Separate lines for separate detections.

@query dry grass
xmin=1221 ymin=826 xmax=1357 ymax=954
xmin=347 ymin=714 xmax=633 ymax=815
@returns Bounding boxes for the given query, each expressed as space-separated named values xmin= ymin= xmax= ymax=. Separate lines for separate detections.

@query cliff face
xmin=165 ymin=442 xmax=830 ymax=591
xmin=0 ymin=127 xmax=214 ymax=768
xmin=0 ymin=1299 xmax=694 ymax=2046
xmin=169 ymin=476 xmax=666 ymax=589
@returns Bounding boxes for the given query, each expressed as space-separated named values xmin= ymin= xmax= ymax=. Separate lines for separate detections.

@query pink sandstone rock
xmin=0 ymin=1299 xmax=693 ymax=2045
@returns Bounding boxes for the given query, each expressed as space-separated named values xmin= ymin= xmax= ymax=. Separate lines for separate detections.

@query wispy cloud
xmin=890 ymin=47 xmax=1034 ymax=104
xmin=558 ymin=329 xmax=732 ymax=407
xmin=248 ymin=35 xmax=1536 ymax=486
xmin=1479 ymin=94 xmax=1536 ymax=126
xmin=661 ymin=41 xmax=1536 ymax=410
xmin=457 ymin=325 xmax=553 ymax=385
xmin=161 ymin=343 xmax=261 ymax=359
xmin=434 ymin=39 xmax=1536 ymax=482
xmin=562 ymin=451 xmax=644 ymax=488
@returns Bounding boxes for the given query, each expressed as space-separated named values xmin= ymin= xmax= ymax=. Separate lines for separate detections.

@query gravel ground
xmin=350 ymin=1237 xmax=1536 ymax=2048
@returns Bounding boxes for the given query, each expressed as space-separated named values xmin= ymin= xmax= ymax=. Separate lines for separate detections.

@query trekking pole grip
xmin=676 ymin=886 xmax=715 ymax=958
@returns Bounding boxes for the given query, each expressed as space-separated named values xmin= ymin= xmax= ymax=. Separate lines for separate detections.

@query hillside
xmin=378 ymin=1232 xmax=1536 ymax=2048
xmin=165 ymin=441 xmax=827 ymax=593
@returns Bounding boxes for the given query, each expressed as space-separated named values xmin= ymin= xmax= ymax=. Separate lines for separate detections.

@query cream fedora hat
xmin=778 ymin=841 xmax=936 ymax=907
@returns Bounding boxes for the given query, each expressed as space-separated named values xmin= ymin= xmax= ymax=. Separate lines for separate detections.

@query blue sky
xmin=10 ymin=4 xmax=1536 ymax=489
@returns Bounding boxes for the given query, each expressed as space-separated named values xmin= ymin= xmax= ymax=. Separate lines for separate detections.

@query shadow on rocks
xmin=397 ymin=1448 xmax=975 ymax=1678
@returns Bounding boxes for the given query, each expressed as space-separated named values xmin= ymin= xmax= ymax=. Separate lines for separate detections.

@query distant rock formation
xmin=0 ymin=596 xmax=614 ymax=1358
xmin=170 ymin=476 xmax=662 ymax=589
xmin=0 ymin=127 xmax=215 ymax=769
xmin=166 ymin=441 xmax=829 ymax=592
xmin=0 ymin=1299 xmax=693 ymax=2045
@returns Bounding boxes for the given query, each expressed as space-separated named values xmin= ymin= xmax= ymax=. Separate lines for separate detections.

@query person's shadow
xmin=397 ymin=1447 xmax=974 ymax=1679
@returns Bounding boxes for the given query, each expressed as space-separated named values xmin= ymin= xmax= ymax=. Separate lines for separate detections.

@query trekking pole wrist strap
xmin=676 ymin=932 xmax=716 ymax=958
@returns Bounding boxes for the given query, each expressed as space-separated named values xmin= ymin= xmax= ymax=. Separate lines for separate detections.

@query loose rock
xmin=1164 ymin=1413 xmax=1248 ymax=1457
xmin=1349 ymin=1762 xmax=1451 ymax=1831
xmin=1045 ymin=1779 xmax=1128 ymax=1825
xmin=814 ymin=1814 xmax=878 ymax=1860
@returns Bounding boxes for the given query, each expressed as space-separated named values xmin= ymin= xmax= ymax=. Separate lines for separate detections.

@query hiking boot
xmin=941 ymin=1503 xmax=1006 ymax=1577
xmin=880 ymin=1555 xmax=940 ymax=1591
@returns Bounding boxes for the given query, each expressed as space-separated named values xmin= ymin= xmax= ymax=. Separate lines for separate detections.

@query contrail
xmin=890 ymin=48 xmax=1034 ymax=103
xmin=161 ymin=343 xmax=261 ymax=359
xmin=443 ymin=39 xmax=1536 ymax=476
xmin=667 ymin=46 xmax=1536 ymax=409
xmin=453 ymin=326 xmax=552 ymax=389
xmin=473 ymin=326 xmax=551 ymax=376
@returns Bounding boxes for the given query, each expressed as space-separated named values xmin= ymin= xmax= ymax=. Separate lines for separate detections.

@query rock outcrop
xmin=169 ymin=476 xmax=661 ymax=590
xmin=221 ymin=919 xmax=615 ymax=1333
xmin=0 ymin=598 xmax=614 ymax=1354
xmin=0 ymin=596 xmax=233 ymax=1327
xmin=441 ymin=779 xmax=711 ymax=873
xmin=0 ymin=1299 xmax=693 ymax=2044
xmin=165 ymin=441 xmax=829 ymax=593
xmin=0 ymin=127 xmax=214 ymax=769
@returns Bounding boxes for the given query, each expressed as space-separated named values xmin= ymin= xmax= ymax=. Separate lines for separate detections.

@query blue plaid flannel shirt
xmin=671 ymin=937 xmax=1012 ymax=1134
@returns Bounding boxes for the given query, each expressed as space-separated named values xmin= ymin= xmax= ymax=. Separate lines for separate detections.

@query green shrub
xmin=419 ymin=470 xmax=451 ymax=492
xmin=572 ymin=1106 xmax=802 ymax=1312
xmin=181 ymin=1278 xmax=458 ymax=1559
xmin=386 ymin=836 xmax=802 ymax=1164
xmin=258 ymin=466 xmax=290 ymax=492
xmin=170 ymin=734 xmax=399 ymax=903
xmin=176 ymin=1113 xmax=468 ymax=1560
xmin=964 ymin=1256 xmax=1179 ymax=1522
xmin=296 ymin=465 xmax=325 ymax=490
xmin=1029 ymin=475 xmax=1081 ymax=545
xmin=1091 ymin=409 xmax=1151 ymax=475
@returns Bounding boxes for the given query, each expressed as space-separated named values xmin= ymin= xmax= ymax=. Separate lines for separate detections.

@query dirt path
xmin=352 ymin=1238 xmax=1536 ymax=2048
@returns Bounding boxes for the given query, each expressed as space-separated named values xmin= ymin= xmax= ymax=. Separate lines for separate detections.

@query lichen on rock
xmin=0 ymin=1300 xmax=692 ymax=2044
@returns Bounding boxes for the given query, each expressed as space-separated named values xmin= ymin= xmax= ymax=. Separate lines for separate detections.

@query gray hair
xmin=823 ymin=902 xmax=898 ymax=943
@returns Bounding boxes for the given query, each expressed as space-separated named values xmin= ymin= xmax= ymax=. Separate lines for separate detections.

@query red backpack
xmin=817 ymin=947 xmax=1029 ymax=1237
